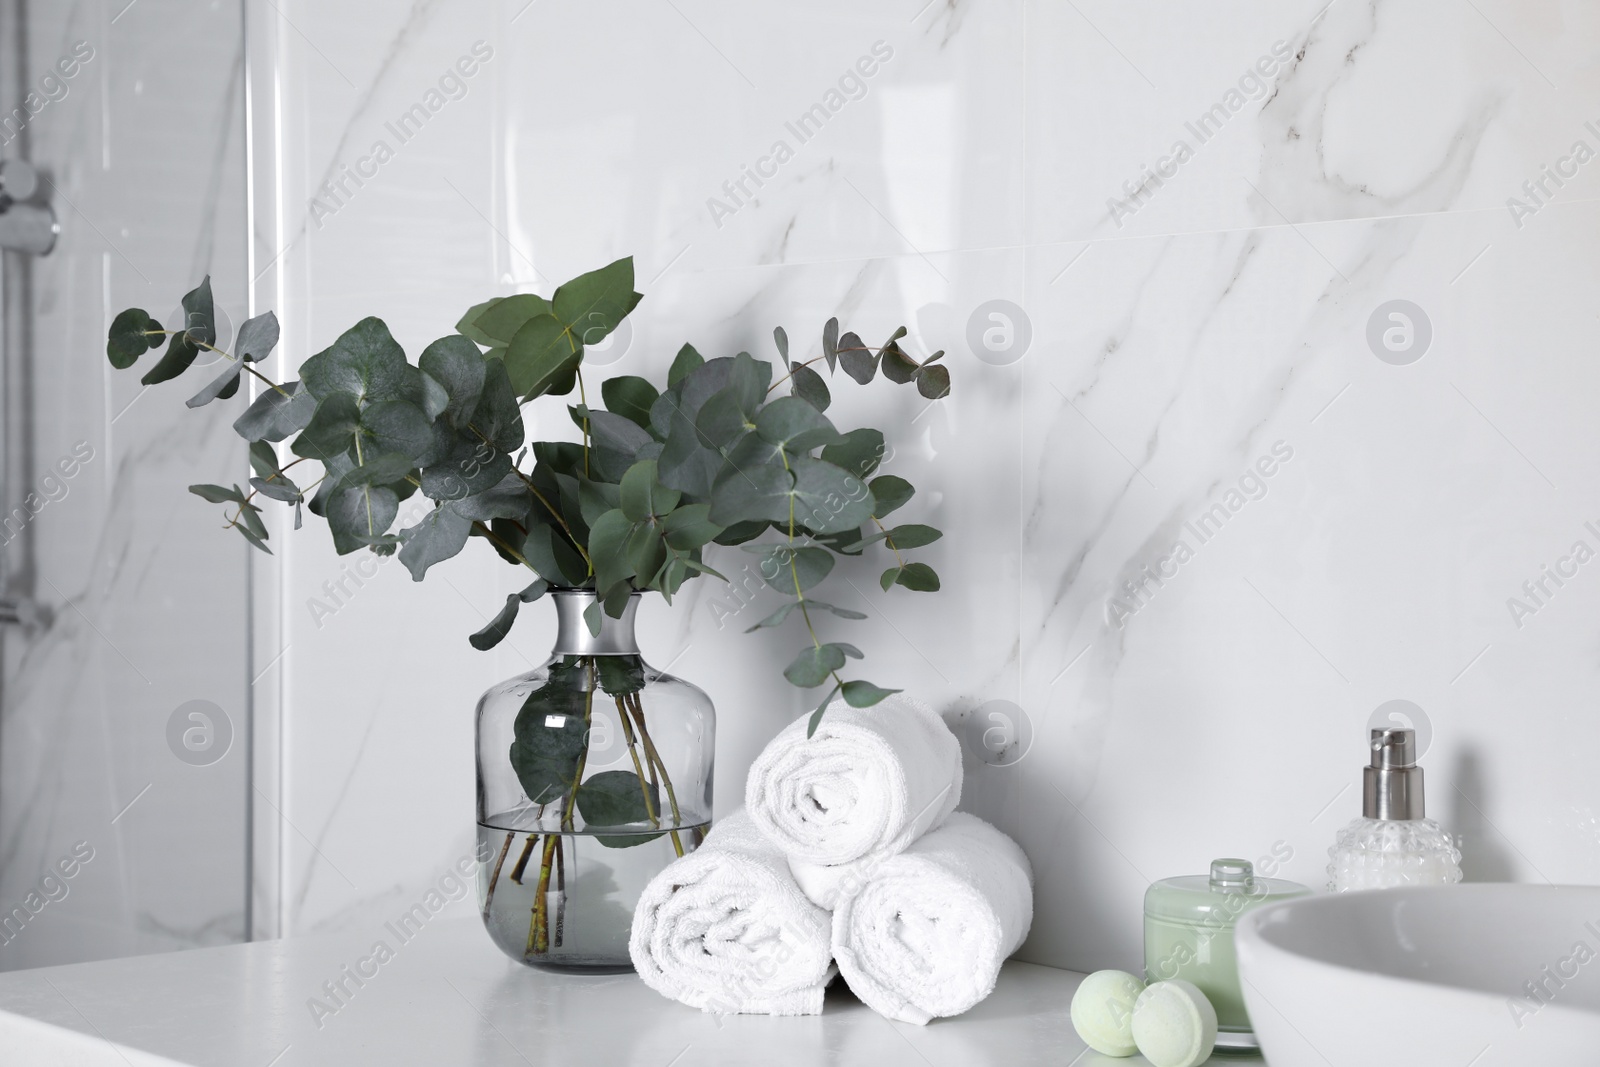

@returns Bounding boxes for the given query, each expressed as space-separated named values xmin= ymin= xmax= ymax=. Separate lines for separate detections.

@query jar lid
xmin=1144 ymin=858 xmax=1311 ymax=925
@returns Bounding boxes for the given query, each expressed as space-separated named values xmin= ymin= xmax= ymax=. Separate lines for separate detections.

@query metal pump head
xmin=1363 ymin=726 xmax=1425 ymax=820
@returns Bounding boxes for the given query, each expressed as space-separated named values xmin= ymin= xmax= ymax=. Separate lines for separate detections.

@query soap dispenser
xmin=1327 ymin=727 xmax=1462 ymax=892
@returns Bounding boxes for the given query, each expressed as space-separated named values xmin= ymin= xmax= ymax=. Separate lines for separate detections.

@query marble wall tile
xmin=245 ymin=0 xmax=1600 ymax=978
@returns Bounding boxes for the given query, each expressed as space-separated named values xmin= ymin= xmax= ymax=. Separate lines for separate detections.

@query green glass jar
xmin=1144 ymin=858 xmax=1310 ymax=1045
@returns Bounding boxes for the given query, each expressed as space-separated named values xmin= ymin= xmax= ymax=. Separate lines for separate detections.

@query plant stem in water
xmin=509 ymin=833 xmax=538 ymax=884
xmin=484 ymin=831 xmax=514 ymax=917
xmin=627 ymin=692 xmax=685 ymax=857
xmin=527 ymin=833 xmax=558 ymax=955
xmin=553 ymin=837 xmax=566 ymax=948
xmin=615 ymin=695 xmax=661 ymax=827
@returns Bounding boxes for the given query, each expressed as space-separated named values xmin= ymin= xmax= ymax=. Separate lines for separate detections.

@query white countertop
xmin=0 ymin=917 xmax=1265 ymax=1066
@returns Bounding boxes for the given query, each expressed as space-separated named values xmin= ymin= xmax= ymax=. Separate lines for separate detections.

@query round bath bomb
xmin=1131 ymin=979 xmax=1218 ymax=1067
xmin=1069 ymin=969 xmax=1145 ymax=1056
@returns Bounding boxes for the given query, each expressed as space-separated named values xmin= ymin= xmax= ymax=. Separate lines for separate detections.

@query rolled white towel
xmin=629 ymin=809 xmax=836 ymax=1016
xmin=832 ymin=812 xmax=1034 ymax=1025
xmin=745 ymin=693 xmax=962 ymax=869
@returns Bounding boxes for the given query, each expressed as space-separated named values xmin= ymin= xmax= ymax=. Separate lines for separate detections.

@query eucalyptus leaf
xmin=789 ymin=363 xmax=830 ymax=412
xmin=250 ymin=476 xmax=301 ymax=503
xmin=885 ymin=523 xmax=942 ymax=549
xmin=577 ymin=770 xmax=663 ymax=845
xmin=107 ymin=308 xmax=162 ymax=369
xmin=474 ymin=293 xmax=553 ymax=344
xmin=661 ymin=503 xmax=720 ymax=550
xmin=840 ymin=680 xmax=900 ymax=707
xmin=469 ymin=357 xmax=524 ymax=452
xmin=509 ymin=664 xmax=590 ymax=803
xmin=916 ymin=363 xmax=951 ymax=400
xmin=291 ymin=393 xmax=362 ymax=463
xmin=822 ymin=317 xmax=839 ymax=373
xmin=760 ymin=545 xmax=833 ymax=594
xmin=619 ymin=460 xmax=680 ymax=522
xmin=601 ymin=376 xmax=659 ymax=430
xmin=234 ymin=381 xmax=317 ymax=443
xmin=185 ymin=362 xmax=243 ymax=408
xmin=328 ymin=483 xmax=400 ymax=549
xmin=837 ymin=331 xmax=876 ymax=384
xmin=235 ymin=311 xmax=280 ymax=363
xmin=397 ymin=502 xmax=473 ymax=580
xmin=667 ymin=343 xmax=704 ymax=389
xmin=299 ymin=316 xmax=420 ymax=405
xmin=868 ymin=475 xmax=914 ymax=518
xmin=588 ymin=508 xmax=636 ymax=593
xmin=361 ymin=400 xmax=435 ymax=460
xmin=189 ymin=483 xmax=246 ymax=505
xmin=140 ymin=277 xmax=214 ymax=385
xmin=820 ymin=428 xmax=885 ymax=480
xmin=807 ymin=684 xmax=841 ymax=738
xmin=418 ymin=334 xmax=486 ymax=427
xmin=784 ymin=643 xmax=846 ymax=688
xmin=756 ymin=396 xmax=843 ymax=453
xmin=773 ymin=325 xmax=789 ymax=365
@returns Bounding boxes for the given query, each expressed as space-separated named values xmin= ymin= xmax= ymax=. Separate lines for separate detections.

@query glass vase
xmin=475 ymin=590 xmax=713 ymax=971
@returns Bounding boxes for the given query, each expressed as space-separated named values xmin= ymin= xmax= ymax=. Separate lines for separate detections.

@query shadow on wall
xmin=1449 ymin=747 xmax=1517 ymax=883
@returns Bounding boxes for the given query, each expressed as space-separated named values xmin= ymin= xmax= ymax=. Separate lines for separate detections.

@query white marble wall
xmin=0 ymin=0 xmax=251 ymax=970
xmin=247 ymin=0 xmax=1600 ymax=975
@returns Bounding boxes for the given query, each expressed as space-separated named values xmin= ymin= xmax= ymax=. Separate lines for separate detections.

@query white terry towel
xmin=831 ymin=812 xmax=1034 ymax=1025
xmin=745 ymin=693 xmax=962 ymax=870
xmin=629 ymin=809 xmax=836 ymax=1016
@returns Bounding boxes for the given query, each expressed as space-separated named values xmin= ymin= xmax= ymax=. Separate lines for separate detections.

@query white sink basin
xmin=1237 ymin=884 xmax=1600 ymax=1066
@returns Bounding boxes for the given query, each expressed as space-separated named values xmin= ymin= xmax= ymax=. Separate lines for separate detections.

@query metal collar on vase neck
xmin=550 ymin=590 xmax=641 ymax=656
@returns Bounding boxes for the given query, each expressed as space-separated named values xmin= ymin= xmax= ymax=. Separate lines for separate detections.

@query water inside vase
xmin=476 ymin=816 xmax=708 ymax=971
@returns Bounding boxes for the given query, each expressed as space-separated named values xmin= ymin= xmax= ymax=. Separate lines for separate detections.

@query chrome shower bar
xmin=0 ymin=159 xmax=55 ymax=255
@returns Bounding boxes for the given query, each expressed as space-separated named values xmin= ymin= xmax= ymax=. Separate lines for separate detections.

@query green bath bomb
xmin=1132 ymin=979 xmax=1218 ymax=1067
xmin=1069 ymin=969 xmax=1146 ymax=1056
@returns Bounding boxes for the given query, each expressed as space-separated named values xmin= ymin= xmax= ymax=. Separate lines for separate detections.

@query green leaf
xmin=832 ymin=642 xmax=864 ymax=659
xmin=470 ymin=358 xmax=525 ymax=452
xmin=822 ymin=317 xmax=839 ymax=373
xmin=807 ymin=684 xmax=841 ymax=738
xmin=107 ymin=308 xmax=162 ymax=368
xmin=397 ymin=503 xmax=473 ymax=580
xmin=335 ymin=450 xmax=415 ymax=490
xmin=619 ymin=460 xmax=680 ymax=522
xmin=291 ymin=393 xmax=362 ymax=463
xmin=602 ymin=376 xmax=660 ymax=430
xmin=509 ymin=663 xmax=590 ymax=804
xmin=761 ymin=545 xmax=833 ymax=593
xmin=140 ymin=277 xmax=215 ymax=385
xmin=784 ymin=643 xmax=847 ymax=688
xmin=667 ymin=343 xmax=704 ymax=389
xmin=552 ymin=257 xmax=641 ymax=350
xmin=234 ymin=311 xmax=280 ymax=363
xmin=299 ymin=317 xmax=419 ymax=404
xmin=596 ymin=655 xmax=645 ymax=696
xmin=586 ymin=410 xmax=654 ymax=482
xmin=576 ymin=770 xmax=663 ymax=844
xmin=418 ymin=334 xmax=487 ymax=428
xmin=328 ymin=484 xmax=400 ymax=550
xmin=661 ymin=503 xmax=720 ymax=550
xmin=885 ymin=523 xmax=942 ymax=549
xmin=626 ymin=523 xmax=667 ymax=586
xmin=840 ymin=680 xmax=900 ymax=708
xmin=362 ymin=400 xmax=433 ymax=461
xmin=189 ymin=483 xmax=246 ymax=505
xmin=250 ymin=476 xmax=300 ymax=503
xmin=837 ymin=331 xmax=876 ymax=384
xmin=712 ymin=519 xmax=769 ymax=545
xmin=694 ymin=389 xmax=752 ymax=451
xmin=820 ymin=428 xmax=885 ymax=480
xmin=584 ymin=600 xmax=603 ymax=636
xmin=746 ymin=600 xmax=802 ymax=631
xmin=185 ymin=363 xmax=244 ymax=408
xmin=471 ymin=580 xmax=549 ymax=653
xmin=235 ymin=522 xmax=272 ymax=555
xmin=473 ymin=293 xmax=553 ymax=344
xmin=810 ymin=599 xmax=868 ymax=620
xmin=453 ymin=473 xmax=534 ymax=523
xmin=789 ymin=363 xmax=830 ymax=412
xmin=234 ymin=381 xmax=317 ymax=443
xmin=755 ymin=396 xmax=843 ymax=453
xmin=249 ymin=441 xmax=282 ymax=479
xmin=773 ymin=325 xmax=789 ymax=365
xmin=455 ymin=298 xmax=502 ymax=347
xmin=504 ymin=313 xmax=582 ymax=400
xmin=916 ymin=363 xmax=951 ymax=400
xmin=789 ymin=457 xmax=876 ymax=534
xmin=881 ymin=330 xmax=918 ymax=385
xmin=869 ymin=475 xmax=914 ymax=518
xmin=522 ymin=523 xmax=590 ymax=587
xmin=588 ymin=508 xmax=636 ymax=593
xmin=882 ymin=561 xmax=940 ymax=592
xmin=420 ymin=436 xmax=510 ymax=500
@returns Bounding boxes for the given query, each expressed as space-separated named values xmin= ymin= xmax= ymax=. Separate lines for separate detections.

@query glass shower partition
xmin=0 ymin=0 xmax=253 ymax=970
